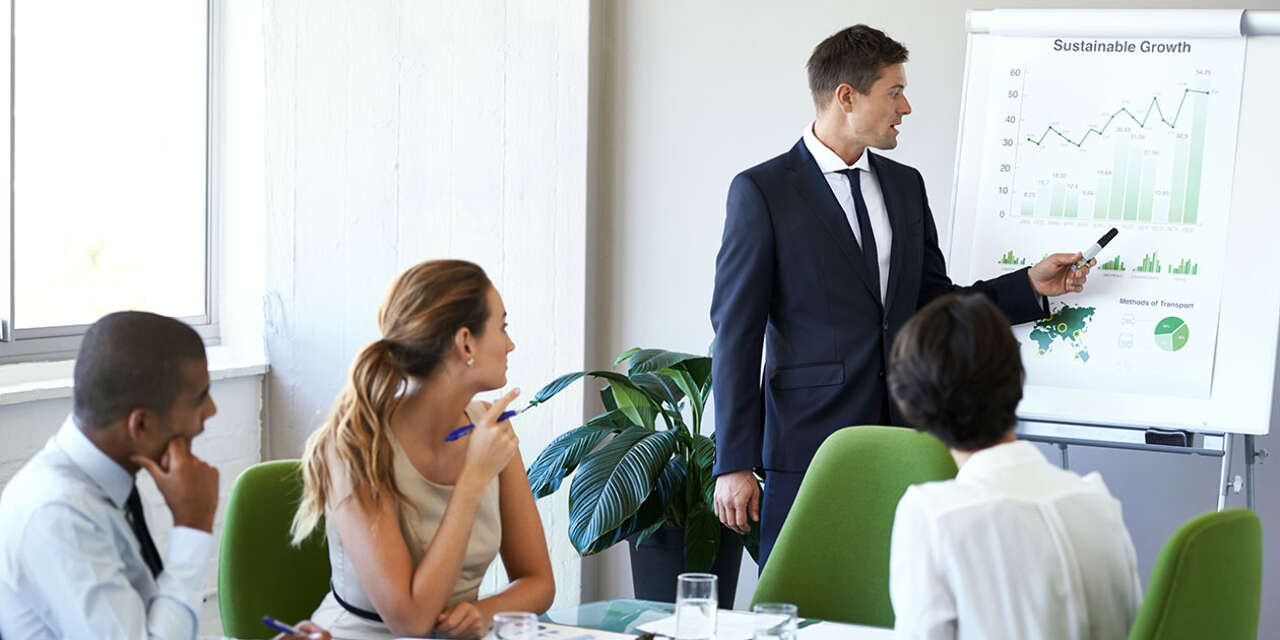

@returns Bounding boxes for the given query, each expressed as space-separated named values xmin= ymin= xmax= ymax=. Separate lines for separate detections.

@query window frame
xmin=0 ymin=0 xmax=219 ymax=364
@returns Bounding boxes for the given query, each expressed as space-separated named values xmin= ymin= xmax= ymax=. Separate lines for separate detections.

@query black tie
xmin=124 ymin=487 xmax=164 ymax=578
xmin=838 ymin=168 xmax=881 ymax=299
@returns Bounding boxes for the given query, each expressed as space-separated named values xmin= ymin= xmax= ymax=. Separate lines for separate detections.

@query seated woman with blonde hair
xmin=292 ymin=259 xmax=554 ymax=639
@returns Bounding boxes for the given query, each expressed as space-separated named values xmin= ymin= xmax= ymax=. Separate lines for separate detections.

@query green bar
xmin=1037 ymin=188 xmax=1050 ymax=217
xmin=1168 ymin=138 xmax=1189 ymax=224
xmin=1139 ymin=156 xmax=1156 ymax=222
xmin=1185 ymin=94 xmax=1208 ymax=224
xmin=1050 ymin=183 xmax=1066 ymax=217
xmin=1094 ymin=176 xmax=1111 ymax=219
xmin=1124 ymin=146 xmax=1142 ymax=221
xmin=1021 ymin=198 xmax=1035 ymax=217
xmin=1066 ymin=189 xmax=1079 ymax=219
xmin=1109 ymin=141 xmax=1127 ymax=220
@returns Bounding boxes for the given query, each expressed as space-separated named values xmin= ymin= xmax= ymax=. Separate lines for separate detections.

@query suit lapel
xmin=785 ymin=140 xmax=881 ymax=304
xmin=870 ymin=151 xmax=906 ymax=313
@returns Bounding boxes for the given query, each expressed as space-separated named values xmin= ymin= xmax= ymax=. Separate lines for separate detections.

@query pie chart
xmin=1154 ymin=316 xmax=1190 ymax=352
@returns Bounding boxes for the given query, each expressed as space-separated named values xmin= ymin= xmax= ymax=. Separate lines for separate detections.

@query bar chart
xmin=1098 ymin=255 xmax=1125 ymax=271
xmin=1133 ymin=251 xmax=1163 ymax=273
xmin=997 ymin=250 xmax=1028 ymax=265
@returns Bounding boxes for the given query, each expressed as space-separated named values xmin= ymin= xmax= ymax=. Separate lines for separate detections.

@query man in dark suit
xmin=710 ymin=25 xmax=1093 ymax=568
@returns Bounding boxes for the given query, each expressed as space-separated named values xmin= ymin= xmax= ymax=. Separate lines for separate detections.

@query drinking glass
xmin=493 ymin=611 xmax=538 ymax=640
xmin=675 ymin=572 xmax=718 ymax=640
xmin=751 ymin=602 xmax=798 ymax=640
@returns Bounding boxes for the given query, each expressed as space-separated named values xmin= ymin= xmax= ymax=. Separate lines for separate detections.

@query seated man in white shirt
xmin=886 ymin=294 xmax=1143 ymax=640
xmin=0 ymin=311 xmax=221 ymax=639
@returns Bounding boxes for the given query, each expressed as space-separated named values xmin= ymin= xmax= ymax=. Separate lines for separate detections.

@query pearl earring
xmin=466 ymin=358 xmax=475 ymax=367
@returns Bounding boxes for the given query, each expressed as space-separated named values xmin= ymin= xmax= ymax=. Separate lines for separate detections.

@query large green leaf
xmin=530 ymin=369 xmax=645 ymax=408
xmin=692 ymin=434 xmax=716 ymax=508
xmin=628 ymin=349 xmax=711 ymax=379
xmin=567 ymin=427 xmax=679 ymax=553
xmin=683 ymin=502 xmax=721 ymax=572
xmin=606 ymin=383 xmax=657 ymax=429
xmin=614 ymin=347 xmax=643 ymax=368
xmin=631 ymin=371 xmax=686 ymax=411
xmin=582 ymin=456 xmax=686 ymax=554
xmin=526 ymin=410 xmax=633 ymax=498
xmin=666 ymin=368 xmax=704 ymax=433
xmin=684 ymin=359 xmax=714 ymax=397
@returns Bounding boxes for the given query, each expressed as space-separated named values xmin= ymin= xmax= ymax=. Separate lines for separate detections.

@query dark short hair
xmin=73 ymin=311 xmax=207 ymax=428
xmin=806 ymin=25 xmax=909 ymax=108
xmin=888 ymin=294 xmax=1023 ymax=450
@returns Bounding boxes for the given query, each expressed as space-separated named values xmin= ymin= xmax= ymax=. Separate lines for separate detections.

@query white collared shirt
xmin=802 ymin=123 xmax=894 ymax=301
xmin=0 ymin=416 xmax=213 ymax=639
xmin=889 ymin=440 xmax=1142 ymax=640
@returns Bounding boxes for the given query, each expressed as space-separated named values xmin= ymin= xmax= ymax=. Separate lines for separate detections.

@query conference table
xmin=540 ymin=598 xmax=894 ymax=639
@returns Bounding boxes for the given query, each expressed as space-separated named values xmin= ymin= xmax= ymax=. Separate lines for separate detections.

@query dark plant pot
xmin=627 ymin=525 xmax=743 ymax=610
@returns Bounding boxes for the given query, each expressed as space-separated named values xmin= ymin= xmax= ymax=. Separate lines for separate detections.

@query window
xmin=0 ymin=0 xmax=214 ymax=363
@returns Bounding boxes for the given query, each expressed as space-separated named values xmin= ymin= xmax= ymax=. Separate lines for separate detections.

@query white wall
xmin=263 ymin=0 xmax=590 ymax=609
xmin=586 ymin=0 xmax=1280 ymax=628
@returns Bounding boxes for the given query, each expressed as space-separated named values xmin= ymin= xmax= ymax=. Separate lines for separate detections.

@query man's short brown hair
xmin=73 ymin=311 xmax=206 ymax=428
xmin=888 ymin=294 xmax=1024 ymax=451
xmin=806 ymin=25 xmax=909 ymax=108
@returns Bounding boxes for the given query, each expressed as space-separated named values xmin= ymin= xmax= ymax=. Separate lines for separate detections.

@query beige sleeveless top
xmin=312 ymin=401 xmax=502 ymax=639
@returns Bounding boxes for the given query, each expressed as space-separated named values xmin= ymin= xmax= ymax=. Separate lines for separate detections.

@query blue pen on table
xmin=262 ymin=616 xmax=299 ymax=636
xmin=444 ymin=405 xmax=530 ymax=442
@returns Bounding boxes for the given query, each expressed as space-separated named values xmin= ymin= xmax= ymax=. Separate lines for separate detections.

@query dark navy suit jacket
xmin=710 ymin=139 xmax=1047 ymax=476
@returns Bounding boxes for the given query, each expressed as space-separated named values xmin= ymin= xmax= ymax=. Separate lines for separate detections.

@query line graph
xmin=1025 ymin=89 xmax=1210 ymax=148
xmin=995 ymin=73 xmax=1213 ymax=225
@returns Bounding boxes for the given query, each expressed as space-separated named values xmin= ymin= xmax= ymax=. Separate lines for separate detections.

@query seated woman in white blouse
xmin=886 ymin=294 xmax=1142 ymax=640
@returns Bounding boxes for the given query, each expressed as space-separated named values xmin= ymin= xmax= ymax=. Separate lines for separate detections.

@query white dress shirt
xmin=889 ymin=440 xmax=1142 ymax=640
xmin=802 ymin=123 xmax=894 ymax=301
xmin=0 ymin=416 xmax=213 ymax=639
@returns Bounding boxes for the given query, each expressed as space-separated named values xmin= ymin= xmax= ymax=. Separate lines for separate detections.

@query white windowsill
xmin=0 ymin=345 xmax=268 ymax=406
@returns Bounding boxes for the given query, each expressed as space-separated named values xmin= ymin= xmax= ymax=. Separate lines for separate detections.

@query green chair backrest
xmin=1128 ymin=508 xmax=1262 ymax=640
xmin=218 ymin=460 xmax=331 ymax=639
xmin=751 ymin=426 xmax=957 ymax=628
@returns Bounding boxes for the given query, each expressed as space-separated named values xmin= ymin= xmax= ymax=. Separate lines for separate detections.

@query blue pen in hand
xmin=444 ymin=405 xmax=530 ymax=442
xmin=262 ymin=616 xmax=299 ymax=636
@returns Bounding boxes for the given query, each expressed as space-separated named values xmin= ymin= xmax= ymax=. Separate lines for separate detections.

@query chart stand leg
xmin=1058 ymin=443 xmax=1069 ymax=470
xmin=1218 ymin=433 xmax=1235 ymax=512
xmin=1245 ymin=434 xmax=1256 ymax=512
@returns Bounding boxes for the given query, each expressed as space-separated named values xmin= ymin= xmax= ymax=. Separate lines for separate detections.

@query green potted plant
xmin=524 ymin=347 xmax=759 ymax=607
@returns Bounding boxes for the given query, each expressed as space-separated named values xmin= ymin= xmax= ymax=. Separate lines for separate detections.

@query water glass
xmin=752 ymin=602 xmax=798 ymax=640
xmin=675 ymin=572 xmax=718 ymax=640
xmin=493 ymin=611 xmax=538 ymax=640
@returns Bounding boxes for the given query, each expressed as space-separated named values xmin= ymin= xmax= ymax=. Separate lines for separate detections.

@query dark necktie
xmin=838 ymin=168 xmax=881 ymax=299
xmin=124 ymin=487 xmax=164 ymax=578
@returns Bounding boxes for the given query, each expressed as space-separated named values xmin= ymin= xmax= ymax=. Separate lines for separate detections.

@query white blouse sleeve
xmin=889 ymin=487 xmax=957 ymax=640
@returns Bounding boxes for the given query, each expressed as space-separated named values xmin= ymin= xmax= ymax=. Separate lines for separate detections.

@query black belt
xmin=331 ymin=582 xmax=383 ymax=622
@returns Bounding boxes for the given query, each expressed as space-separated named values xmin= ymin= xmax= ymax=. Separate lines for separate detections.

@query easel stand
xmin=1018 ymin=420 xmax=1267 ymax=512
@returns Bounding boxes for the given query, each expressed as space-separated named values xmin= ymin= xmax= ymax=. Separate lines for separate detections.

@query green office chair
xmin=751 ymin=426 xmax=957 ymax=628
xmin=1128 ymin=508 xmax=1262 ymax=640
xmin=218 ymin=460 xmax=331 ymax=639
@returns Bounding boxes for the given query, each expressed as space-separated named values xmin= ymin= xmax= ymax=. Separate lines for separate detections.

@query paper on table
xmin=635 ymin=612 xmax=896 ymax=640
xmin=477 ymin=621 xmax=636 ymax=640
xmin=797 ymin=620 xmax=895 ymax=640
xmin=634 ymin=609 xmax=752 ymax=640
xmin=636 ymin=609 xmax=757 ymax=640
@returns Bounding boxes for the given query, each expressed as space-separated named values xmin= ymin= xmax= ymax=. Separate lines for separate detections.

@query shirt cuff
xmin=164 ymin=526 xmax=214 ymax=603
